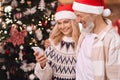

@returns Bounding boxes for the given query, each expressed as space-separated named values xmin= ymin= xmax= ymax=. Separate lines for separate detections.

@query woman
xmin=34 ymin=4 xmax=80 ymax=80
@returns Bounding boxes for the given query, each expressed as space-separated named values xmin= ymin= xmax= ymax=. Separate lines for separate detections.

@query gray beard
xmin=80 ymin=22 xmax=95 ymax=33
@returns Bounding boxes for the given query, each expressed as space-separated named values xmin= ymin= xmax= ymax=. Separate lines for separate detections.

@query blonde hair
xmin=50 ymin=19 xmax=80 ymax=48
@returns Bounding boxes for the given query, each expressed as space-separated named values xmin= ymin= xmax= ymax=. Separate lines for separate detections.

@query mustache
xmin=79 ymin=21 xmax=86 ymax=25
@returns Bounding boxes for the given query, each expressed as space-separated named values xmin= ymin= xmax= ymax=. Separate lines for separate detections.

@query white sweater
xmin=34 ymin=36 xmax=76 ymax=80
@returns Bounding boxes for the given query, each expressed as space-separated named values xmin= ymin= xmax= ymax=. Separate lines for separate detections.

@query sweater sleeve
xmin=106 ymin=36 xmax=120 ymax=80
xmin=34 ymin=62 xmax=53 ymax=80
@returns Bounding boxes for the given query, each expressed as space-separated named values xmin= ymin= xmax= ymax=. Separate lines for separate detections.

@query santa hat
xmin=55 ymin=4 xmax=76 ymax=21
xmin=72 ymin=0 xmax=111 ymax=17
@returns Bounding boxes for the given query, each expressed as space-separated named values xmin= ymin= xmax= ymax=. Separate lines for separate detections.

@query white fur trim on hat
xmin=55 ymin=11 xmax=76 ymax=21
xmin=73 ymin=2 xmax=104 ymax=15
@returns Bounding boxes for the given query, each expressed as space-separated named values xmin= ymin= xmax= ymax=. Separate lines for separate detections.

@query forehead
xmin=74 ymin=10 xmax=89 ymax=16
xmin=57 ymin=19 xmax=71 ymax=22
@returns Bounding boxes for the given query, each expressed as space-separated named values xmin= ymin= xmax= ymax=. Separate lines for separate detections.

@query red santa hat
xmin=55 ymin=4 xmax=76 ymax=21
xmin=72 ymin=0 xmax=111 ymax=17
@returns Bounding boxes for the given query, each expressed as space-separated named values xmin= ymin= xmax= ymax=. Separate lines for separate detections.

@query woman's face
xmin=57 ymin=19 xmax=72 ymax=36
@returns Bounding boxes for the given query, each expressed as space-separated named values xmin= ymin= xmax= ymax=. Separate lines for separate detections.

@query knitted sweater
xmin=34 ymin=36 xmax=76 ymax=80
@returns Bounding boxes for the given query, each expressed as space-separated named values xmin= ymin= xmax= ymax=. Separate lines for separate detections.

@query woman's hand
xmin=34 ymin=51 xmax=47 ymax=69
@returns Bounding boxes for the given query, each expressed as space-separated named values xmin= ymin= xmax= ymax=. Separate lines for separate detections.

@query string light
xmin=34 ymin=43 xmax=37 ymax=46
xmin=29 ymin=42 xmax=32 ymax=45
xmin=29 ymin=31 xmax=33 ymax=34
xmin=48 ymin=18 xmax=51 ymax=21
xmin=4 ymin=30 xmax=7 ymax=34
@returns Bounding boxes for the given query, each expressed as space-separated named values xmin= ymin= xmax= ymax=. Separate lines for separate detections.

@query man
xmin=72 ymin=0 xmax=120 ymax=80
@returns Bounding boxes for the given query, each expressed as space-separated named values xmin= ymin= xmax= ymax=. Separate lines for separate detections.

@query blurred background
xmin=0 ymin=0 xmax=120 ymax=80
xmin=105 ymin=0 xmax=120 ymax=21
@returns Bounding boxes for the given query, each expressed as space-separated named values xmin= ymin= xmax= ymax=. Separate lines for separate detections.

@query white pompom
xmin=29 ymin=74 xmax=35 ymax=80
xmin=35 ymin=29 xmax=43 ymax=41
xmin=27 ymin=26 xmax=32 ymax=32
xmin=102 ymin=8 xmax=111 ymax=17
xmin=20 ymin=45 xmax=24 ymax=50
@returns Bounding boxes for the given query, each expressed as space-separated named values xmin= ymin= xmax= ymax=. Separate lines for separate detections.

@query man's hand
xmin=44 ymin=39 xmax=51 ymax=49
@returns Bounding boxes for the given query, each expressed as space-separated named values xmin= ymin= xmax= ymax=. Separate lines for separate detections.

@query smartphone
xmin=32 ymin=47 xmax=44 ymax=54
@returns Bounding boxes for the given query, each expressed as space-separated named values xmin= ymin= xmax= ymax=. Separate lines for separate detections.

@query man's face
xmin=74 ymin=10 xmax=95 ymax=33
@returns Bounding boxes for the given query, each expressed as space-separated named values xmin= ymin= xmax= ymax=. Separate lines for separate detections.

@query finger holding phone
xmin=32 ymin=47 xmax=47 ymax=69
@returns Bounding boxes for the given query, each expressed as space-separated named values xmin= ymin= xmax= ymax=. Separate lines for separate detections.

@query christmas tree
xmin=0 ymin=0 xmax=57 ymax=80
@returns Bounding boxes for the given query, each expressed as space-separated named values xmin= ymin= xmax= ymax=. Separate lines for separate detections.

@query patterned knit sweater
xmin=34 ymin=36 xmax=76 ymax=80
